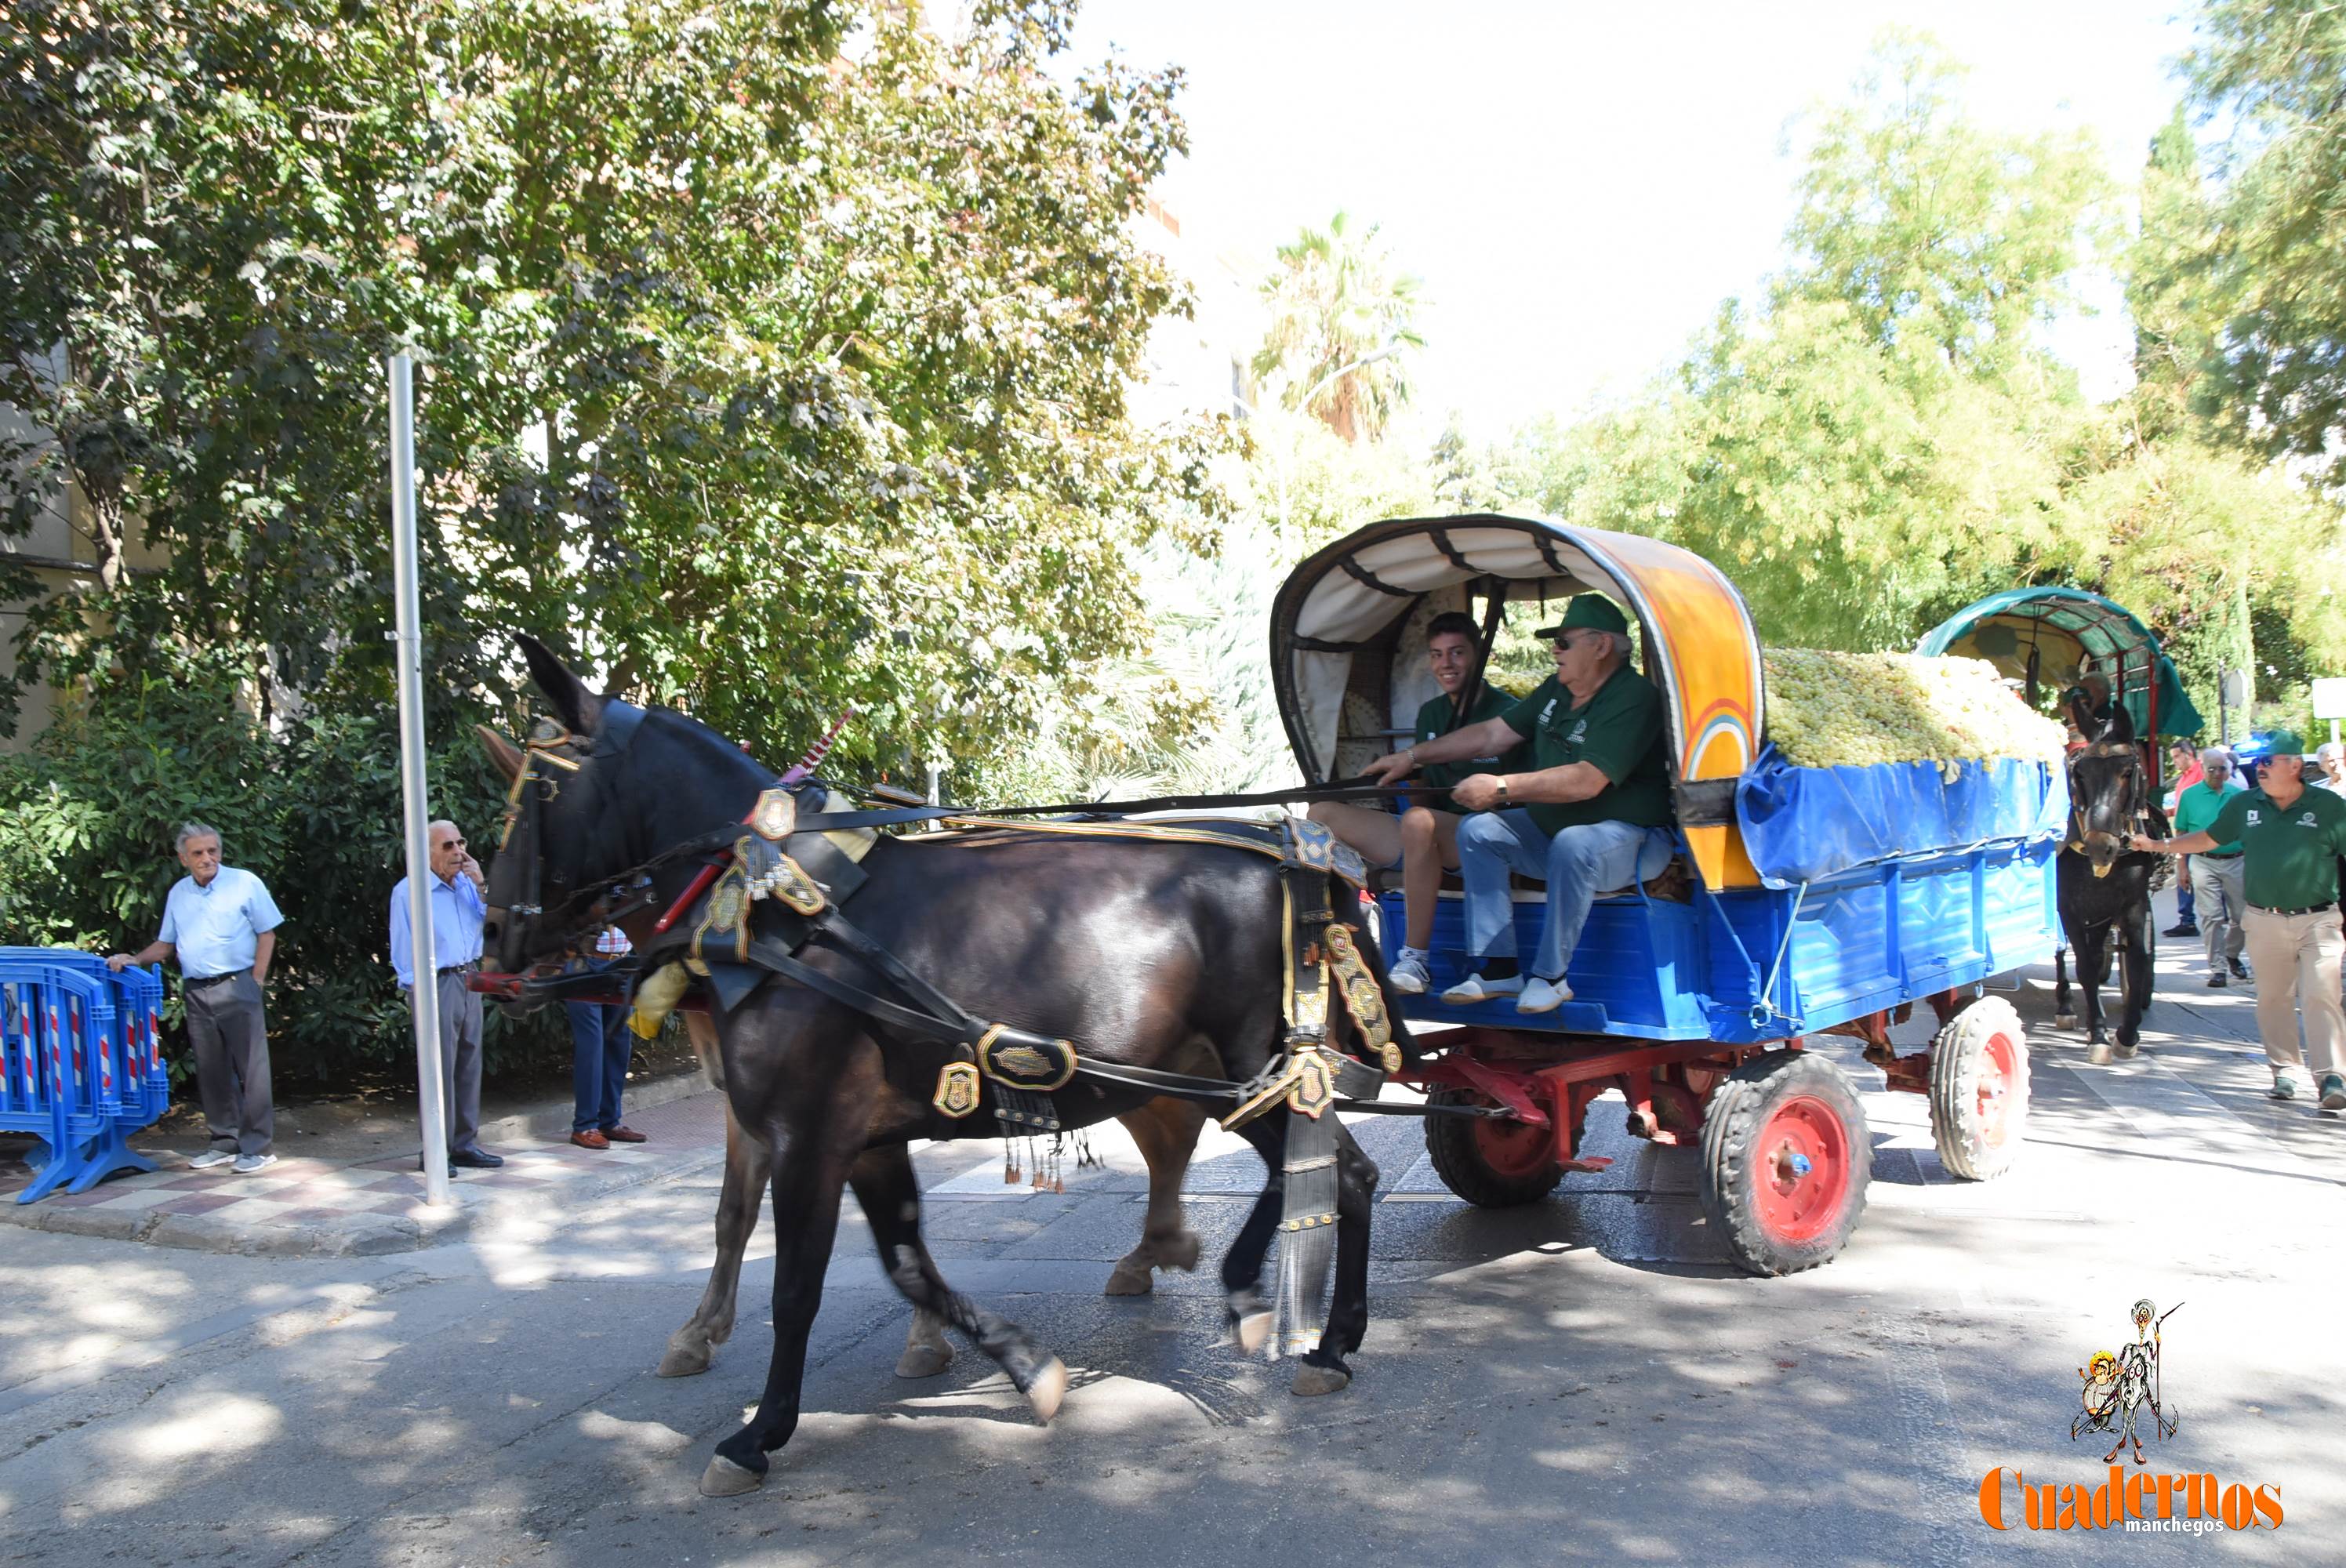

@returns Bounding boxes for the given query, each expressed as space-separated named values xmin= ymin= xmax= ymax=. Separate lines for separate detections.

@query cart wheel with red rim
xmin=1422 ymin=1085 xmax=1564 ymax=1207
xmin=1699 ymin=1049 xmax=1871 ymax=1276
xmin=1928 ymin=995 xmax=2029 ymax=1181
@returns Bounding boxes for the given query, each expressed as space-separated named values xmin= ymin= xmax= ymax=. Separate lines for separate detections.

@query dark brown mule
xmin=485 ymin=640 xmax=1390 ymax=1496
xmin=2053 ymin=707 xmax=2163 ymax=1062
xmin=656 ymin=1007 xmax=1208 ymax=1382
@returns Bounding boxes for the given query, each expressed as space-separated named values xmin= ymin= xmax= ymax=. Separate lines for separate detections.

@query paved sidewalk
xmin=0 ymin=1076 xmax=728 ymax=1257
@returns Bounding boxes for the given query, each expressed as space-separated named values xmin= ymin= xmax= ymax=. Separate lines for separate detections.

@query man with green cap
xmin=2134 ymin=731 xmax=2346 ymax=1110
xmin=1362 ymin=593 xmax=1672 ymax=1014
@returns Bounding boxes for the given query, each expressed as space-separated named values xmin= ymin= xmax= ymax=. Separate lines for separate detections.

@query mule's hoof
xmin=1026 ymin=1356 xmax=1069 ymax=1424
xmin=1234 ymin=1311 xmax=1274 ymax=1356
xmin=2086 ymin=1040 xmax=2114 ymax=1066
xmin=699 ymin=1454 xmax=764 ymax=1497
xmin=1102 ymin=1258 xmax=1155 ymax=1297
xmin=1160 ymin=1230 xmax=1202 ymax=1273
xmin=1291 ymin=1362 xmax=1352 ymax=1397
xmin=2114 ymin=1040 xmax=2139 ymax=1060
xmin=2054 ymin=1013 xmax=2078 ymax=1031
xmin=895 ymin=1342 xmax=953 ymax=1379
xmin=656 ymin=1341 xmax=712 ymax=1378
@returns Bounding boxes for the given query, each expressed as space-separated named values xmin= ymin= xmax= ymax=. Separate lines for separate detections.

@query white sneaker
xmin=2269 ymin=1074 xmax=2298 ymax=1102
xmin=1440 ymin=973 xmax=1523 ymax=1005
xmin=1516 ymin=975 xmax=1574 ymax=1014
xmin=231 ymin=1152 xmax=278 ymax=1175
xmin=188 ymin=1150 xmax=237 ymax=1171
xmin=1388 ymin=951 xmax=1432 ymax=995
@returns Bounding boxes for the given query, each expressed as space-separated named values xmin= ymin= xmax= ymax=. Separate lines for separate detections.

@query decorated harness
xmin=494 ymin=703 xmax=1398 ymax=1142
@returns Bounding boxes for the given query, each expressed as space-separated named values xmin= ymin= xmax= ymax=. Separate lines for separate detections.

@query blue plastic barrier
xmin=0 ymin=949 xmax=169 ymax=1203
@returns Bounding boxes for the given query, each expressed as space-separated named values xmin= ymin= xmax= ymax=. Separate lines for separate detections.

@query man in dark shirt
xmin=2062 ymin=671 xmax=2116 ymax=739
xmin=1311 ymin=612 xmax=1526 ymax=993
xmin=1364 ymin=594 xmax=1672 ymax=1014
xmin=2134 ymin=731 xmax=2346 ymax=1109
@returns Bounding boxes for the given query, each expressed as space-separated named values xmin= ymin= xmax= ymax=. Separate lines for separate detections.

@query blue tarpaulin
xmin=1734 ymin=745 xmax=2070 ymax=887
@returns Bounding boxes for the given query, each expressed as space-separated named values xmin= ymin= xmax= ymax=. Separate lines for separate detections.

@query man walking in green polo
xmin=2137 ymin=731 xmax=2346 ymax=1109
xmin=2172 ymin=746 xmax=2250 ymax=987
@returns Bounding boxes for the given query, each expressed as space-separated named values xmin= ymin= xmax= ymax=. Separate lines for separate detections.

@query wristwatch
xmin=1496 ymin=778 xmax=1511 ymax=806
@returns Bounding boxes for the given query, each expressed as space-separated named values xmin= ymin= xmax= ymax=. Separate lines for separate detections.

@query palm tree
xmin=1253 ymin=212 xmax=1425 ymax=444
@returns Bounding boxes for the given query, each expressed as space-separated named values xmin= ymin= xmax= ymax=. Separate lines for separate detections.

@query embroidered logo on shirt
xmin=1540 ymin=698 xmax=1556 ymax=724
xmin=2246 ymin=809 xmax=2261 ymax=826
xmin=2300 ymin=812 xmax=2319 ymax=827
xmin=1567 ymin=720 xmax=1587 ymax=744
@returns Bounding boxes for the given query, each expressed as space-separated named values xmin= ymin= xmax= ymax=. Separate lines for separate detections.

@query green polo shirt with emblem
xmin=2172 ymin=778 xmax=2246 ymax=855
xmin=1411 ymin=685 xmax=1528 ymax=815
xmin=1498 ymin=668 xmax=1672 ymax=836
xmin=2206 ymin=785 xmax=2346 ymax=909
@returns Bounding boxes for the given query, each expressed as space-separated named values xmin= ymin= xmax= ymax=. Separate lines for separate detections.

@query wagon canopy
xmin=1268 ymin=514 xmax=1764 ymax=885
xmin=1916 ymin=587 xmax=2203 ymax=741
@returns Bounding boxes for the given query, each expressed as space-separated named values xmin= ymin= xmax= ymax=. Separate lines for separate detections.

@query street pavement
xmin=3 ymin=887 xmax=2341 ymax=1566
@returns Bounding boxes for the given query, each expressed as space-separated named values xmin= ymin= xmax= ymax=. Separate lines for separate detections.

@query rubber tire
xmin=1929 ymin=995 xmax=2030 ymax=1181
xmin=1699 ymin=1051 xmax=1870 ymax=1277
xmin=1423 ymin=1087 xmax=1563 ymax=1207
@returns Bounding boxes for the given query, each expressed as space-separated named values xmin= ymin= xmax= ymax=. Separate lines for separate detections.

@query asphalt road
xmin=5 ymin=910 xmax=2341 ymax=1567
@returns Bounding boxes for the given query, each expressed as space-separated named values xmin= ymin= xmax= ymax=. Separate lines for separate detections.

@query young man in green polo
xmin=1362 ymin=593 xmax=1673 ymax=1014
xmin=2136 ymin=731 xmax=2346 ymax=1109
xmin=1310 ymin=611 xmax=1527 ymax=993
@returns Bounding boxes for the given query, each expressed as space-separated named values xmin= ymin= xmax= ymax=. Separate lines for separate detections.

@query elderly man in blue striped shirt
xmin=390 ymin=819 xmax=503 ymax=1170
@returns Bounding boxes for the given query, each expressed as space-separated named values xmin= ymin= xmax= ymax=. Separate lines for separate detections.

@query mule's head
xmin=478 ymin=636 xmax=772 ymax=975
xmin=2066 ymin=702 xmax=2142 ymax=877
xmin=478 ymin=637 xmax=620 ymax=973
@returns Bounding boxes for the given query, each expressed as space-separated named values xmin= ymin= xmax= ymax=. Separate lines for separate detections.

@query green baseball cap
xmin=2267 ymin=729 xmax=2304 ymax=759
xmin=1534 ymin=594 xmax=1629 ymax=640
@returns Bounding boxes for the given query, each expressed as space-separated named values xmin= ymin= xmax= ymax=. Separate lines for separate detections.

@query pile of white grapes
xmin=1763 ymin=650 xmax=2068 ymax=779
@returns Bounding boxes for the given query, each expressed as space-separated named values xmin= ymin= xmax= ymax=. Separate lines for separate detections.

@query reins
xmin=516 ymin=763 xmax=1450 ymax=953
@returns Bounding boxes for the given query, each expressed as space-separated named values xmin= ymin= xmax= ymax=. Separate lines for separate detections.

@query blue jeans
xmin=568 ymin=998 xmax=634 ymax=1134
xmin=1455 ymin=811 xmax=1673 ymax=982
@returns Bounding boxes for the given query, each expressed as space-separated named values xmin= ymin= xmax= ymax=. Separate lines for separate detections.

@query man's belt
xmin=185 ymin=969 xmax=248 ymax=989
xmin=438 ymin=959 xmax=482 ymax=977
xmin=2250 ymin=902 xmax=2335 ymax=918
xmin=2203 ymin=851 xmax=2242 ymax=860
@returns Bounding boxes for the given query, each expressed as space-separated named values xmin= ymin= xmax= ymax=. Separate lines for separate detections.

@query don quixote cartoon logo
xmin=1977 ymin=1298 xmax=2285 ymax=1536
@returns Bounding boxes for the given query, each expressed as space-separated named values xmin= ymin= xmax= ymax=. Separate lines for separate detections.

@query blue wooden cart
xmin=1270 ymin=516 xmax=2066 ymax=1273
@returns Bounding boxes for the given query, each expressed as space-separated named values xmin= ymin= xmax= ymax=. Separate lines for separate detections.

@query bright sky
xmin=1067 ymin=0 xmax=2201 ymax=437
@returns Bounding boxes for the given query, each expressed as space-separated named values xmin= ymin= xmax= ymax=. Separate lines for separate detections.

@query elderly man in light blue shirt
xmin=390 ymin=819 xmax=501 ymax=1169
xmin=109 ymin=822 xmax=284 ymax=1174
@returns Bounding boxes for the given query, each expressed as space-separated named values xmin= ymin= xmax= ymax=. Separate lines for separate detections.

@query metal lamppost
xmin=387 ymin=350 xmax=451 ymax=1207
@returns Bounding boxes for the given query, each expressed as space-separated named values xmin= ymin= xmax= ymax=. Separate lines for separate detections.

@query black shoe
xmin=449 ymin=1147 xmax=504 ymax=1169
xmin=2229 ymin=959 xmax=2252 ymax=981
xmin=415 ymin=1156 xmax=460 ymax=1178
xmin=2163 ymin=923 xmax=2199 ymax=938
xmin=2207 ymin=972 xmax=2228 ymax=988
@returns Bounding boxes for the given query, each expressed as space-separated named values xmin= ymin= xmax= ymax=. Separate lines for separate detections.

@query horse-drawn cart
xmin=1271 ymin=516 xmax=2069 ymax=1274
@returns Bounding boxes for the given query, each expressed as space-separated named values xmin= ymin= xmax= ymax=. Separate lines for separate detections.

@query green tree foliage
xmin=2181 ymin=0 xmax=2346 ymax=484
xmin=1451 ymin=31 xmax=2346 ymax=736
xmin=0 ymin=0 xmax=1225 ymax=1076
xmin=1252 ymin=211 xmax=1425 ymax=444
xmin=0 ymin=0 xmax=1223 ymax=777
xmin=1785 ymin=31 xmax=2115 ymax=379
xmin=0 ymin=655 xmax=539 ymax=1080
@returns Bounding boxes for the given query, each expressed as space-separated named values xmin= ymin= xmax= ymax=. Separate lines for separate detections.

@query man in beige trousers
xmin=2136 ymin=731 xmax=2346 ymax=1109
